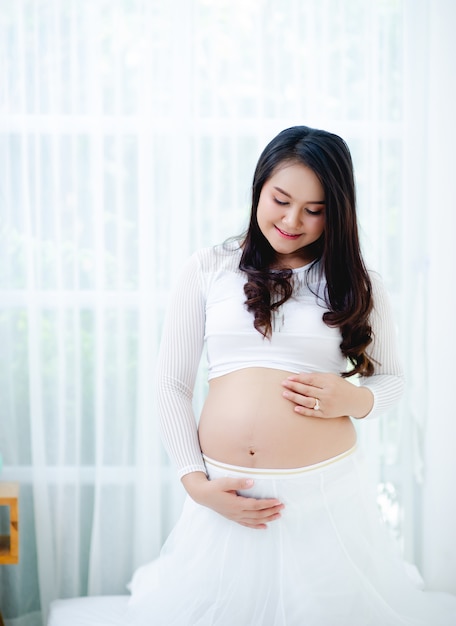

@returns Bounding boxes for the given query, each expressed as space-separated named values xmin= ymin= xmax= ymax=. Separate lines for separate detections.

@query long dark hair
xmin=239 ymin=125 xmax=374 ymax=377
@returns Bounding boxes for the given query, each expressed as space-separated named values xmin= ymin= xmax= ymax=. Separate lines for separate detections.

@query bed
xmin=47 ymin=595 xmax=130 ymax=626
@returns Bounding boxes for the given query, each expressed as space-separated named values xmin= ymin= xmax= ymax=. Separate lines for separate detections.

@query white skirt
xmin=127 ymin=447 xmax=456 ymax=625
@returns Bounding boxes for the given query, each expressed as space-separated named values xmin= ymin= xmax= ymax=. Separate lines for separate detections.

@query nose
xmin=282 ymin=207 xmax=302 ymax=230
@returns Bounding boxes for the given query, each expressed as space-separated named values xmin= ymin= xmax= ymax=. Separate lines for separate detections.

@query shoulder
xmin=192 ymin=239 xmax=243 ymax=275
xmin=367 ymin=269 xmax=383 ymax=292
xmin=367 ymin=269 xmax=388 ymax=296
xmin=366 ymin=269 xmax=395 ymax=319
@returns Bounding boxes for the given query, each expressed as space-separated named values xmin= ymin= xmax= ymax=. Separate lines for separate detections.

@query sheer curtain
xmin=0 ymin=0 xmax=454 ymax=624
xmin=420 ymin=0 xmax=456 ymax=592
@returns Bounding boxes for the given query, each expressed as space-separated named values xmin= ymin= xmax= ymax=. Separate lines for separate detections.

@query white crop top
xmin=156 ymin=243 xmax=404 ymax=478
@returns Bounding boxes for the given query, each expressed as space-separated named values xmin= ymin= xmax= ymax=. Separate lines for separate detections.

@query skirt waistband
xmin=203 ymin=444 xmax=357 ymax=478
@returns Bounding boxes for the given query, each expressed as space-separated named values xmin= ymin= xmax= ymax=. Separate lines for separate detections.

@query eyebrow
xmin=273 ymin=186 xmax=325 ymax=204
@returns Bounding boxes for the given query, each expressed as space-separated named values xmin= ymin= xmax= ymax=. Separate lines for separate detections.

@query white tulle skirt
xmin=127 ymin=446 xmax=456 ymax=625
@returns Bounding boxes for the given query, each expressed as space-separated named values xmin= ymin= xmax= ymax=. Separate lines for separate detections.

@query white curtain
xmin=420 ymin=0 xmax=456 ymax=592
xmin=0 ymin=0 xmax=455 ymax=624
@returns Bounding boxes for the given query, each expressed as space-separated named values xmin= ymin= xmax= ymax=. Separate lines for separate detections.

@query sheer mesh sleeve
xmin=156 ymin=253 xmax=207 ymax=478
xmin=358 ymin=271 xmax=405 ymax=419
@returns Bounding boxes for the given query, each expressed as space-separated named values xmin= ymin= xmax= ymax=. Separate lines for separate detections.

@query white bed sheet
xmin=47 ymin=595 xmax=129 ymax=626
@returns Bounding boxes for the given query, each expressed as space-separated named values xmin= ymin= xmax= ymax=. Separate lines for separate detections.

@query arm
xmin=156 ymin=253 xmax=208 ymax=477
xmin=281 ymin=271 xmax=404 ymax=419
xmin=157 ymin=251 xmax=284 ymax=527
xmin=357 ymin=271 xmax=405 ymax=418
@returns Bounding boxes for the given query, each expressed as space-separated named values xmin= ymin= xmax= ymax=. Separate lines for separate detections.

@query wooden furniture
xmin=0 ymin=482 xmax=19 ymax=626
xmin=0 ymin=482 xmax=19 ymax=565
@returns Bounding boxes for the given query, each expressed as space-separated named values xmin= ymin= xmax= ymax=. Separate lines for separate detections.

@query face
xmin=256 ymin=162 xmax=325 ymax=268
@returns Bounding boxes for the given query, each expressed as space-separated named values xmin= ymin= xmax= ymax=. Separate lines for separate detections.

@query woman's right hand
xmin=181 ymin=471 xmax=284 ymax=529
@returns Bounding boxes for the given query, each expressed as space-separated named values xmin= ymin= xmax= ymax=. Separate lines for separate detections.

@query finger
xmin=219 ymin=479 xmax=284 ymax=510
xmin=222 ymin=479 xmax=283 ymax=506
xmin=218 ymin=477 xmax=255 ymax=492
xmin=239 ymin=497 xmax=284 ymax=512
xmin=293 ymin=403 xmax=327 ymax=418
xmin=239 ymin=509 xmax=283 ymax=528
xmin=255 ymin=509 xmax=283 ymax=522
xmin=282 ymin=388 xmax=317 ymax=409
xmin=239 ymin=521 xmax=268 ymax=529
xmin=285 ymin=373 xmax=324 ymax=389
xmin=282 ymin=379 xmax=320 ymax=398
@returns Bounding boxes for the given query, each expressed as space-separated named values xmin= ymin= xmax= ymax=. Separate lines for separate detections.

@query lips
xmin=275 ymin=225 xmax=301 ymax=240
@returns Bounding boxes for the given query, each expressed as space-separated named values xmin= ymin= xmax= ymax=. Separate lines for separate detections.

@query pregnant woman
xmin=128 ymin=126 xmax=456 ymax=625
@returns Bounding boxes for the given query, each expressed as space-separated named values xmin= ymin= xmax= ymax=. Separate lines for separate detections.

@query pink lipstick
xmin=275 ymin=226 xmax=301 ymax=240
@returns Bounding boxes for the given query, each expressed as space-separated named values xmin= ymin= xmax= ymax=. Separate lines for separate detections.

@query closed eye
xmin=273 ymin=196 xmax=324 ymax=214
xmin=273 ymin=197 xmax=289 ymax=206
xmin=306 ymin=208 xmax=323 ymax=216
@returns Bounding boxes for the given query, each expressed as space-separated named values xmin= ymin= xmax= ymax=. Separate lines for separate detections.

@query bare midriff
xmin=198 ymin=367 xmax=357 ymax=469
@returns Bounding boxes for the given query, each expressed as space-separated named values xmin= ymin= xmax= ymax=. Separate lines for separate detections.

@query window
xmin=1 ymin=0 xmax=442 ymax=622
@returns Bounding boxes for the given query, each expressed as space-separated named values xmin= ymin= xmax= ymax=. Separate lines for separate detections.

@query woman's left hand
xmin=281 ymin=372 xmax=374 ymax=419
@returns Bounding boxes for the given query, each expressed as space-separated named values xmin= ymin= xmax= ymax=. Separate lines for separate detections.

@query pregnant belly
xmin=198 ymin=368 xmax=357 ymax=469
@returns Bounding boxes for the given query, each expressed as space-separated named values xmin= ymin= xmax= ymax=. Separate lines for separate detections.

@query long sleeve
xmin=358 ymin=271 xmax=405 ymax=419
xmin=156 ymin=253 xmax=207 ymax=478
